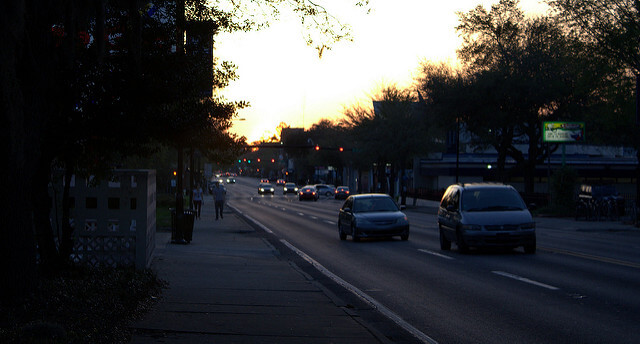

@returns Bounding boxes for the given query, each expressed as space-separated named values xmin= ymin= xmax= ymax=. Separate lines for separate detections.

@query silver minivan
xmin=437 ymin=183 xmax=536 ymax=253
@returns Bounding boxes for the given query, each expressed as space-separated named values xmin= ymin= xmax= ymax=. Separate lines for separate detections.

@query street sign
xmin=543 ymin=122 xmax=585 ymax=143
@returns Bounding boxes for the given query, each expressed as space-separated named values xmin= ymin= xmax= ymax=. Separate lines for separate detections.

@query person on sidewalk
xmin=192 ymin=184 xmax=203 ymax=219
xmin=212 ymin=181 xmax=226 ymax=220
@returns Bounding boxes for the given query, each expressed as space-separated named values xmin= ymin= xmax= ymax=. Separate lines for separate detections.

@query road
xmin=222 ymin=176 xmax=640 ymax=343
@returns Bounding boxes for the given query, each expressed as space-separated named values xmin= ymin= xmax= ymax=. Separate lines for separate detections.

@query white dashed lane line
xmin=492 ymin=271 xmax=559 ymax=290
xmin=418 ymin=249 xmax=455 ymax=260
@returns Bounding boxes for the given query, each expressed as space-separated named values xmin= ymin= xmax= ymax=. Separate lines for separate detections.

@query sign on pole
xmin=543 ymin=122 xmax=585 ymax=143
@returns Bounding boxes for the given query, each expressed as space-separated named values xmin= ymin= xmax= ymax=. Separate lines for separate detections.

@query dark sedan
xmin=334 ymin=186 xmax=350 ymax=200
xmin=338 ymin=194 xmax=409 ymax=241
xmin=298 ymin=185 xmax=319 ymax=201
xmin=283 ymin=182 xmax=298 ymax=194
xmin=257 ymin=183 xmax=275 ymax=195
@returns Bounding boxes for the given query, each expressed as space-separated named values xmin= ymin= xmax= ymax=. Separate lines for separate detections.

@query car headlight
xmin=259 ymin=188 xmax=264 ymax=192
xmin=396 ymin=215 xmax=409 ymax=224
xmin=520 ymin=222 xmax=536 ymax=230
xmin=460 ymin=224 xmax=481 ymax=231
xmin=355 ymin=218 xmax=371 ymax=226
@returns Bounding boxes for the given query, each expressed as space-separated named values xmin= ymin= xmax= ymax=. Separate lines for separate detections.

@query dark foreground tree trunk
xmin=33 ymin=158 xmax=61 ymax=272
xmin=1 ymin=0 xmax=41 ymax=305
xmin=58 ymin=166 xmax=75 ymax=261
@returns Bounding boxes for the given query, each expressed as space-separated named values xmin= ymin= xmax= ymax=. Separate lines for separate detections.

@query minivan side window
xmin=441 ymin=188 xmax=453 ymax=208
xmin=450 ymin=190 xmax=460 ymax=211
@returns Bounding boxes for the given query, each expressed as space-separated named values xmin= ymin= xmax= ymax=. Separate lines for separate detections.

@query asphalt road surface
xmin=221 ymin=177 xmax=640 ymax=343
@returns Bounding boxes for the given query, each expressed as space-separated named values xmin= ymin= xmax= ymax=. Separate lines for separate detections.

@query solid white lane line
xmin=281 ymin=239 xmax=438 ymax=344
xmin=418 ymin=249 xmax=454 ymax=260
xmin=309 ymin=216 xmax=318 ymax=220
xmin=228 ymin=204 xmax=273 ymax=234
xmin=297 ymin=212 xmax=305 ymax=216
xmin=492 ymin=271 xmax=559 ymax=291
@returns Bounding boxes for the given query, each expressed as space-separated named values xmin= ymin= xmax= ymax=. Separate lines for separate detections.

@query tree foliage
xmin=548 ymin=0 xmax=640 ymax=73
xmin=1 ymin=0 xmax=369 ymax=304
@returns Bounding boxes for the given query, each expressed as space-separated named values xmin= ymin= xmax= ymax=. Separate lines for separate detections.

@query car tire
xmin=456 ymin=229 xmax=469 ymax=253
xmin=439 ymin=228 xmax=451 ymax=250
xmin=338 ymin=222 xmax=347 ymax=240
xmin=351 ymin=224 xmax=360 ymax=242
xmin=401 ymin=232 xmax=409 ymax=241
xmin=326 ymin=191 xmax=332 ymax=197
xmin=524 ymin=238 xmax=536 ymax=254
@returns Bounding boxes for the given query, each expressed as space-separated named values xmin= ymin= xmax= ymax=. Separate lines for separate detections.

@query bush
xmin=156 ymin=193 xmax=174 ymax=230
xmin=550 ymin=166 xmax=578 ymax=214
xmin=0 ymin=267 xmax=165 ymax=344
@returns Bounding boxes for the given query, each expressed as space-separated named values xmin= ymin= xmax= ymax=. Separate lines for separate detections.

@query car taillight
xmin=346 ymin=191 xmax=349 ymax=194
xmin=312 ymin=192 xmax=316 ymax=195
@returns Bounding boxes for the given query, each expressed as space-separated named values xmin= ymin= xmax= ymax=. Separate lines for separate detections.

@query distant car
xmin=338 ymin=194 xmax=409 ymax=241
xmin=334 ymin=186 xmax=350 ymax=200
xmin=226 ymin=177 xmax=236 ymax=184
xmin=298 ymin=185 xmax=319 ymax=201
xmin=437 ymin=183 xmax=536 ymax=254
xmin=276 ymin=179 xmax=286 ymax=186
xmin=258 ymin=183 xmax=275 ymax=195
xmin=283 ymin=182 xmax=298 ymax=194
xmin=314 ymin=184 xmax=336 ymax=197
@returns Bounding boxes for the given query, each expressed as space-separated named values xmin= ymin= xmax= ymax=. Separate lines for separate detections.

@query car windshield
xmin=461 ymin=188 xmax=526 ymax=211
xmin=353 ymin=197 xmax=399 ymax=213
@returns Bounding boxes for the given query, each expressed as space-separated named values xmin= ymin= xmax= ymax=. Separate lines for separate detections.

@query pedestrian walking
xmin=212 ymin=181 xmax=226 ymax=220
xmin=192 ymin=184 xmax=203 ymax=219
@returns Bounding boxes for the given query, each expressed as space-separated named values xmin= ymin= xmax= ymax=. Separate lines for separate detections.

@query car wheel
xmin=326 ymin=191 xmax=332 ymax=197
xmin=439 ymin=228 xmax=451 ymax=250
xmin=401 ymin=231 xmax=409 ymax=241
xmin=351 ymin=224 xmax=360 ymax=242
xmin=524 ymin=238 xmax=536 ymax=254
xmin=338 ymin=222 xmax=347 ymax=240
xmin=456 ymin=229 xmax=469 ymax=253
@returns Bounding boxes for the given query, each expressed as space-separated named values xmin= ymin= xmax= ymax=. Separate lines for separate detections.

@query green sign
xmin=543 ymin=122 xmax=585 ymax=143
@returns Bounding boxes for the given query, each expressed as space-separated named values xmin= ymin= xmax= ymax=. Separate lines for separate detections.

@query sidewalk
xmin=129 ymin=203 xmax=397 ymax=344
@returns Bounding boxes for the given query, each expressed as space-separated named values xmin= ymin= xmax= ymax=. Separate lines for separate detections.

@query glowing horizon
xmin=214 ymin=0 xmax=549 ymax=142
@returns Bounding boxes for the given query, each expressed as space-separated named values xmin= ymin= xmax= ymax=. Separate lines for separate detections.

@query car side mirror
xmin=399 ymin=205 xmax=406 ymax=211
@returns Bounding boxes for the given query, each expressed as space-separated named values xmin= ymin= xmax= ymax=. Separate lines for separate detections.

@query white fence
xmin=50 ymin=170 xmax=156 ymax=269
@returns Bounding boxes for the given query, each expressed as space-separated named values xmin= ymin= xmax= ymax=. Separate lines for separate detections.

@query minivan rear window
xmin=461 ymin=188 xmax=526 ymax=211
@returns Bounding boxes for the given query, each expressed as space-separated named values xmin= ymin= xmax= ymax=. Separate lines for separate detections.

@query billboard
xmin=543 ymin=122 xmax=585 ymax=143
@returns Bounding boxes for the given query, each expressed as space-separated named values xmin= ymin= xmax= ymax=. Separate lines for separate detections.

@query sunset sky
xmin=214 ymin=0 xmax=549 ymax=142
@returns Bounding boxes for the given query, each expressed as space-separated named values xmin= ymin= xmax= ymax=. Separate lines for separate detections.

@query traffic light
xmin=257 ymin=158 xmax=261 ymax=162
xmin=315 ymin=145 xmax=320 ymax=151
xmin=339 ymin=147 xmax=344 ymax=152
xmin=271 ymin=158 xmax=275 ymax=163
xmin=173 ymin=171 xmax=177 ymax=176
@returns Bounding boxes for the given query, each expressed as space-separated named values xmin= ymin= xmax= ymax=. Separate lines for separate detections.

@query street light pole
xmin=456 ymin=118 xmax=460 ymax=184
